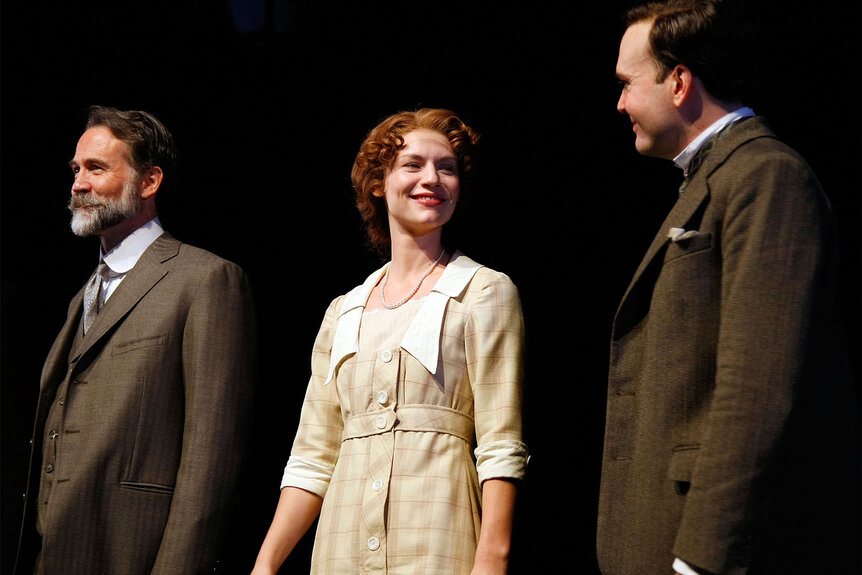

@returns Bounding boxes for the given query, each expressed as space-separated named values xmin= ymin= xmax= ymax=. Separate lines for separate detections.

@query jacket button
xmin=45 ymin=464 xmax=54 ymax=473
xmin=376 ymin=391 xmax=389 ymax=405
xmin=367 ymin=537 xmax=380 ymax=551
xmin=381 ymin=349 xmax=392 ymax=363
xmin=375 ymin=416 xmax=387 ymax=429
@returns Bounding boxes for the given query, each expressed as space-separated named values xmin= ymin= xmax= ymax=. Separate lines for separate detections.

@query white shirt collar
xmin=674 ymin=107 xmax=755 ymax=175
xmin=325 ymin=251 xmax=483 ymax=384
xmin=101 ymin=217 xmax=165 ymax=274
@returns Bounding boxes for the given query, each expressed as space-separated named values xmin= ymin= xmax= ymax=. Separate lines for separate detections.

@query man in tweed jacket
xmin=15 ymin=106 xmax=257 ymax=574
xmin=599 ymin=1 xmax=859 ymax=574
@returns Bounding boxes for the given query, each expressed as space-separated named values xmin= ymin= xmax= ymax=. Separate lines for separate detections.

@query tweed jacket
xmin=16 ymin=233 xmax=257 ymax=575
xmin=281 ymin=252 xmax=529 ymax=574
xmin=597 ymin=117 xmax=857 ymax=574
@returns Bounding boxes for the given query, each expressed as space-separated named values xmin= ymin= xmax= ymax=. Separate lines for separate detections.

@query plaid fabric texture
xmin=286 ymin=265 xmax=527 ymax=574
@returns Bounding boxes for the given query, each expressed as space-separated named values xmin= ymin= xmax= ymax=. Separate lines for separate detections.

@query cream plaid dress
xmin=281 ymin=252 xmax=529 ymax=574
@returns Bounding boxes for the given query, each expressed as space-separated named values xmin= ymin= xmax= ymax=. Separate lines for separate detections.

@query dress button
xmin=375 ymin=415 xmax=387 ymax=429
xmin=381 ymin=349 xmax=392 ymax=363
xmin=367 ymin=537 xmax=380 ymax=551
xmin=376 ymin=390 xmax=389 ymax=405
xmin=372 ymin=479 xmax=384 ymax=491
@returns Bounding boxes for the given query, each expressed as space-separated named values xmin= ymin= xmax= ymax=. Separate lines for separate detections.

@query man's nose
xmin=71 ymin=172 xmax=90 ymax=195
xmin=616 ymin=90 xmax=627 ymax=113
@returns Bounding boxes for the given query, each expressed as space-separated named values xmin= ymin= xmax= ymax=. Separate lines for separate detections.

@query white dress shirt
xmin=96 ymin=217 xmax=165 ymax=307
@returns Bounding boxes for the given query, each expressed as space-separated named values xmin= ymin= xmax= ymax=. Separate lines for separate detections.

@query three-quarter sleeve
xmin=281 ymin=296 xmax=344 ymax=498
xmin=465 ymin=270 xmax=529 ymax=484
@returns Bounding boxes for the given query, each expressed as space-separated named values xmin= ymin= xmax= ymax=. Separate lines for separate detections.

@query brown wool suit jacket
xmin=597 ymin=117 xmax=859 ymax=574
xmin=15 ymin=233 xmax=256 ymax=575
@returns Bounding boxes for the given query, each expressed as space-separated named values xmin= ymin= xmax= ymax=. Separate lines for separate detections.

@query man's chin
xmin=69 ymin=211 xmax=113 ymax=237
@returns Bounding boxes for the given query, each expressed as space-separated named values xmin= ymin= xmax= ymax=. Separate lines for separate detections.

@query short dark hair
xmin=351 ymin=108 xmax=480 ymax=255
xmin=625 ymin=0 xmax=756 ymax=103
xmin=86 ymin=106 xmax=178 ymax=191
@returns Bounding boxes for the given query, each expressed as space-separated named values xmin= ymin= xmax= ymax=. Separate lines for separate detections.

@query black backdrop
xmin=2 ymin=1 xmax=859 ymax=573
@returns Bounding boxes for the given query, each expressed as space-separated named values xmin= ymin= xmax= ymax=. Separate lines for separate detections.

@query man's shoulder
xmin=144 ymin=235 xmax=247 ymax=280
xmin=710 ymin=116 xmax=812 ymax=180
xmin=721 ymin=116 xmax=801 ymax=160
xmin=154 ymin=234 xmax=239 ymax=264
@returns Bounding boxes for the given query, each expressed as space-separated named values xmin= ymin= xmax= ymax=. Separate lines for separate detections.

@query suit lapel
xmin=614 ymin=182 xmax=710 ymax=331
xmin=612 ymin=117 xmax=771 ymax=337
xmin=39 ymin=288 xmax=85 ymax=393
xmin=71 ymin=234 xmax=180 ymax=362
xmin=633 ymin=181 xmax=710 ymax=285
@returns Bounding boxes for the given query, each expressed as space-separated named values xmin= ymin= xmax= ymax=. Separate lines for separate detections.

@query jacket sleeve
xmin=151 ymin=260 xmax=257 ymax=574
xmin=672 ymin=143 xmax=838 ymax=572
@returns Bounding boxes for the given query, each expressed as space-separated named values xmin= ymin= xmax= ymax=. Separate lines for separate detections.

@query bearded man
xmin=15 ymin=106 xmax=257 ymax=575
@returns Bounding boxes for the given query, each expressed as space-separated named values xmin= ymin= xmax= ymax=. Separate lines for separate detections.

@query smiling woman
xmin=251 ymin=109 xmax=530 ymax=575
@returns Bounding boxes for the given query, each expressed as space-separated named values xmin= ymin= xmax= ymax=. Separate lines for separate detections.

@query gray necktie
xmin=82 ymin=262 xmax=107 ymax=335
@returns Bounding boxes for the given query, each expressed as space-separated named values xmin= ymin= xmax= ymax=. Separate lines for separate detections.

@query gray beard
xmin=69 ymin=179 xmax=142 ymax=237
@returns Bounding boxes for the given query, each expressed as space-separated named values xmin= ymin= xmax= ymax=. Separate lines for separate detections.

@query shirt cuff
xmin=474 ymin=440 xmax=530 ymax=484
xmin=673 ymin=557 xmax=700 ymax=575
xmin=280 ymin=456 xmax=335 ymax=498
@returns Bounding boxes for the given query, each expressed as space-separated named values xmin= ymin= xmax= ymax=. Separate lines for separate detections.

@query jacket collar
xmin=325 ymin=250 xmax=482 ymax=384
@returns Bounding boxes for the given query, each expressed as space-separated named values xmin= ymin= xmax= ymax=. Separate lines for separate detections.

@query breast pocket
xmin=664 ymin=232 xmax=713 ymax=264
xmin=111 ymin=334 xmax=168 ymax=356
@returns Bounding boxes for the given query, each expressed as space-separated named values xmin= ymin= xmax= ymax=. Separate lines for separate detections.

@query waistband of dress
xmin=342 ymin=404 xmax=475 ymax=443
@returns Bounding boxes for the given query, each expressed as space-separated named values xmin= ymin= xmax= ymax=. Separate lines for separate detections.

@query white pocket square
xmin=668 ymin=227 xmax=699 ymax=242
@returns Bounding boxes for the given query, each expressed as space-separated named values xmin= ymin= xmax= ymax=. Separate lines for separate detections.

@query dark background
xmin=2 ymin=1 xmax=859 ymax=573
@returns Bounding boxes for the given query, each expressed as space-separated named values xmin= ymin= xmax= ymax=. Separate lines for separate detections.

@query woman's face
xmin=376 ymin=129 xmax=460 ymax=241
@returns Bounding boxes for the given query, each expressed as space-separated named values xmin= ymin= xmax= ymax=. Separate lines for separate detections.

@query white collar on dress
xmin=324 ymin=250 xmax=482 ymax=384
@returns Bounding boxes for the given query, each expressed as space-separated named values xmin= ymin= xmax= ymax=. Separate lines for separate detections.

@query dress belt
xmin=342 ymin=404 xmax=475 ymax=443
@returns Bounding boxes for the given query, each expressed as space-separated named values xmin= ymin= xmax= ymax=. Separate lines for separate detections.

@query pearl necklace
xmin=380 ymin=249 xmax=446 ymax=310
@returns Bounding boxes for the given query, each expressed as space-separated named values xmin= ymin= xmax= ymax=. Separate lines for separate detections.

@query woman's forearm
xmin=471 ymin=479 xmax=518 ymax=574
xmin=251 ymin=486 xmax=323 ymax=574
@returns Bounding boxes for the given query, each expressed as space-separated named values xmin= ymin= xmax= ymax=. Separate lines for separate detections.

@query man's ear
xmin=140 ymin=166 xmax=164 ymax=199
xmin=670 ymin=64 xmax=693 ymax=108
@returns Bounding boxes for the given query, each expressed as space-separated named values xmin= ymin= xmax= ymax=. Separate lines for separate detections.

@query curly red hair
xmin=351 ymin=108 xmax=480 ymax=254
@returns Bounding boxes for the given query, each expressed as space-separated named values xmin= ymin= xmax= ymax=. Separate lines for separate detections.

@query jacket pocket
xmin=668 ymin=444 xmax=700 ymax=494
xmin=112 ymin=334 xmax=168 ymax=356
xmin=119 ymin=481 xmax=175 ymax=495
xmin=665 ymin=232 xmax=713 ymax=263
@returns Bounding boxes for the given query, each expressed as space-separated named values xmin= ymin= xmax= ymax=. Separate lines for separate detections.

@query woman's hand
xmin=470 ymin=552 xmax=509 ymax=575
